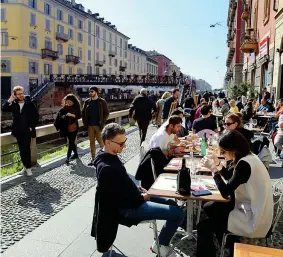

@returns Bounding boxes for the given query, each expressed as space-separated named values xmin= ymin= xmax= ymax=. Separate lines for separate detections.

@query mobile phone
xmin=192 ymin=190 xmax=212 ymax=196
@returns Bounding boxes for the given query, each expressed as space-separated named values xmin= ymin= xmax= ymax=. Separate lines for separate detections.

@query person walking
xmin=82 ymin=86 xmax=109 ymax=166
xmin=129 ymin=88 xmax=156 ymax=144
xmin=2 ymin=86 xmax=39 ymax=176
xmin=162 ymin=88 xmax=180 ymax=122
xmin=155 ymin=92 xmax=170 ymax=127
xmin=54 ymin=94 xmax=82 ymax=165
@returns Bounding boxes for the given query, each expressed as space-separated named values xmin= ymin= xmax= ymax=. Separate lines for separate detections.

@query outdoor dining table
xmin=234 ymin=243 xmax=283 ymax=257
xmin=148 ymin=173 xmax=229 ymax=239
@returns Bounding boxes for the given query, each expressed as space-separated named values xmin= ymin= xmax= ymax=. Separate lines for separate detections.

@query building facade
xmin=224 ymin=0 xmax=245 ymax=88
xmin=272 ymin=0 xmax=283 ymax=100
xmin=147 ymin=51 xmax=171 ymax=76
xmin=127 ymin=44 xmax=147 ymax=75
xmin=241 ymin=0 xmax=276 ymax=95
xmin=169 ymin=62 xmax=181 ymax=76
xmin=146 ymin=56 xmax=158 ymax=75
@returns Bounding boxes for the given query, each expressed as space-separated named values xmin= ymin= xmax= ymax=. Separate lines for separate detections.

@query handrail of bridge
xmin=1 ymin=109 xmax=130 ymax=146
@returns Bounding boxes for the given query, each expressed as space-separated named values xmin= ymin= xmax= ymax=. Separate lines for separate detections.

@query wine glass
xmin=252 ymin=119 xmax=257 ymax=128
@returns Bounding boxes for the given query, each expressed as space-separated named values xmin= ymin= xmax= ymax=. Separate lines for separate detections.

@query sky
xmin=79 ymin=0 xmax=229 ymax=89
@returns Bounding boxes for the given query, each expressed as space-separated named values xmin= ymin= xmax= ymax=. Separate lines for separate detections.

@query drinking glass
xmin=252 ymin=119 xmax=257 ymax=128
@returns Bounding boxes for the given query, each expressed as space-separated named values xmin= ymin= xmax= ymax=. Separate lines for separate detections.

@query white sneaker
xmin=26 ymin=168 xmax=33 ymax=176
xmin=151 ymin=241 xmax=181 ymax=257
xmin=19 ymin=168 xmax=26 ymax=175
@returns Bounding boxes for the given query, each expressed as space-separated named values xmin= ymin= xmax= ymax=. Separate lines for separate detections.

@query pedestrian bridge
xmin=1 ymin=111 xmax=283 ymax=257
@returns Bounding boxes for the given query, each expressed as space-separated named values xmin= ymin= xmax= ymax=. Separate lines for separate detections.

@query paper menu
xmin=151 ymin=176 xmax=177 ymax=191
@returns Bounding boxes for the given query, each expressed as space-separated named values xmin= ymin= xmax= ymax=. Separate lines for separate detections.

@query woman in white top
xmin=196 ymin=130 xmax=273 ymax=257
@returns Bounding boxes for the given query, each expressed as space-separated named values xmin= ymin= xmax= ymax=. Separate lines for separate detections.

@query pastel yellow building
xmin=127 ymin=44 xmax=147 ymax=75
xmin=1 ymin=0 xmax=90 ymax=96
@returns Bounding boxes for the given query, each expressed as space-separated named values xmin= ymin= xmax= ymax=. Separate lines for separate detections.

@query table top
xmin=258 ymin=115 xmax=273 ymax=119
xmin=148 ymin=173 xmax=229 ymax=202
xmin=234 ymin=243 xmax=283 ymax=257
xmin=164 ymin=158 xmax=211 ymax=172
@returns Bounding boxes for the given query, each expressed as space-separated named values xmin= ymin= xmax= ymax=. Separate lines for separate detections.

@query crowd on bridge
xmin=1 ymin=85 xmax=283 ymax=257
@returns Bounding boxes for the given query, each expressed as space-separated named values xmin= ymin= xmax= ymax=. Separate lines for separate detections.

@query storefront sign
xmin=259 ymin=37 xmax=269 ymax=57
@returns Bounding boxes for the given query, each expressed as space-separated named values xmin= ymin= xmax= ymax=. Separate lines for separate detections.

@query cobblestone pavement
xmin=0 ymin=125 xmax=157 ymax=253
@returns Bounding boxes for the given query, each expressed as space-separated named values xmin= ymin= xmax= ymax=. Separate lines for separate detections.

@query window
xmin=109 ymin=32 xmax=112 ymax=43
xmin=29 ymin=0 xmax=37 ymax=9
xmin=96 ymin=25 xmax=100 ymax=38
xmin=96 ymin=52 xmax=99 ymax=61
xmin=77 ymin=68 xmax=83 ymax=74
xmin=78 ymin=48 xmax=82 ymax=59
xmin=68 ymin=46 xmax=73 ymax=55
xmin=29 ymin=61 xmax=38 ymax=74
xmin=262 ymin=63 xmax=268 ymax=87
xmin=114 ymin=59 xmax=117 ymax=67
xmin=45 ymin=38 xmax=52 ymax=49
xmin=68 ymin=29 xmax=73 ymax=39
xmin=29 ymin=34 xmax=37 ymax=48
xmin=44 ymin=3 xmax=51 ymax=15
xmin=109 ymin=56 xmax=112 ymax=66
xmin=78 ymin=32 xmax=83 ymax=42
xmin=263 ymin=0 xmax=270 ymax=24
xmin=1 ymin=31 xmax=8 ymax=46
xmin=88 ymin=34 xmax=91 ymax=46
xmin=57 ymin=24 xmax=64 ymax=33
xmin=44 ymin=63 xmax=52 ymax=75
xmin=57 ymin=44 xmax=63 ymax=55
xmin=115 ymin=46 xmax=117 ymax=55
xmin=102 ymin=69 xmax=106 ymax=75
xmin=57 ymin=9 xmax=63 ymax=21
xmin=1 ymin=8 xmax=6 ymax=21
xmin=96 ymin=38 xmax=99 ymax=49
xmin=88 ymin=21 xmax=91 ymax=33
xmin=103 ymin=55 xmax=106 ymax=63
xmin=109 ymin=68 xmax=112 ymax=75
xmin=58 ymin=64 xmax=63 ymax=74
xmin=124 ymin=51 xmax=127 ymax=59
xmin=78 ymin=20 xmax=83 ymax=29
xmin=124 ymin=41 xmax=127 ymax=50
xmin=120 ymin=60 xmax=122 ymax=66
xmin=30 ymin=13 xmax=36 ymax=26
xmin=69 ymin=66 xmax=73 ymax=74
xmin=115 ymin=35 xmax=117 ymax=45
xmin=45 ymin=19 xmax=50 ymax=31
xmin=88 ymin=50 xmax=91 ymax=61
xmin=68 ymin=15 xmax=73 ymax=25
xmin=103 ymin=41 xmax=106 ymax=51
xmin=87 ymin=64 xmax=92 ymax=74
xmin=1 ymin=59 xmax=11 ymax=73
xmin=103 ymin=29 xmax=106 ymax=40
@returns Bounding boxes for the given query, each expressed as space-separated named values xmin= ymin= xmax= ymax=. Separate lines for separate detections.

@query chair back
xmin=197 ymin=129 xmax=216 ymax=140
xmin=270 ymin=178 xmax=283 ymax=235
xmin=140 ymin=141 xmax=149 ymax=162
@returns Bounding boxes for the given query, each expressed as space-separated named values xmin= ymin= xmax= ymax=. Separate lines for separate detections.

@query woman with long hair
xmin=155 ymin=91 xmax=170 ymax=127
xmin=196 ymin=130 xmax=273 ymax=257
xmin=54 ymin=94 xmax=82 ymax=165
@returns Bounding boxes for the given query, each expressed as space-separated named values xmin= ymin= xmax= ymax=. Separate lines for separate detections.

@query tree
xmin=227 ymin=82 xmax=258 ymax=99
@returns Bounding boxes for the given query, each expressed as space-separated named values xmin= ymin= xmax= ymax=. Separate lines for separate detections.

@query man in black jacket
xmin=162 ymin=88 xmax=180 ymax=122
xmin=91 ymin=123 xmax=184 ymax=257
xmin=2 ymin=86 xmax=39 ymax=176
xmin=129 ymin=88 xmax=156 ymax=144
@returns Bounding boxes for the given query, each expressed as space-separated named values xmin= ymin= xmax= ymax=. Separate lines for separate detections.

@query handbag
xmin=68 ymin=122 xmax=77 ymax=132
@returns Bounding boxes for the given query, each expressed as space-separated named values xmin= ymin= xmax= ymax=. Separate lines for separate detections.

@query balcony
xmin=119 ymin=65 xmax=127 ymax=72
xmin=95 ymin=61 xmax=104 ymax=67
xmin=56 ymin=32 xmax=69 ymax=42
xmin=66 ymin=55 xmax=80 ymax=65
xmin=109 ymin=50 xmax=115 ymax=57
xmin=240 ymin=30 xmax=258 ymax=53
xmin=41 ymin=48 xmax=59 ymax=60
xmin=226 ymin=41 xmax=235 ymax=66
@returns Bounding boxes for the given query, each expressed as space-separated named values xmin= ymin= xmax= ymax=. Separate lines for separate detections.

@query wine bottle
xmin=177 ymin=157 xmax=191 ymax=195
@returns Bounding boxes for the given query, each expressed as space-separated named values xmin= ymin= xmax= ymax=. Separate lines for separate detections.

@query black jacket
xmin=91 ymin=150 xmax=144 ymax=252
xmin=135 ymin=147 xmax=171 ymax=190
xmin=129 ymin=94 xmax=156 ymax=121
xmin=54 ymin=105 xmax=81 ymax=137
xmin=1 ymin=96 xmax=38 ymax=137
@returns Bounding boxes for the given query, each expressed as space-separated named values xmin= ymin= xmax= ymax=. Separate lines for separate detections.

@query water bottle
xmin=177 ymin=157 xmax=191 ymax=195
xmin=201 ymin=133 xmax=207 ymax=156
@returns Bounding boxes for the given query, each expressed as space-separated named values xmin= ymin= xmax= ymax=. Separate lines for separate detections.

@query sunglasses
xmin=110 ymin=138 xmax=127 ymax=147
xmin=223 ymin=122 xmax=235 ymax=127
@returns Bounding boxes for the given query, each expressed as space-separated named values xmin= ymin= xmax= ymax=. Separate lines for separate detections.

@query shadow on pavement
xmin=69 ymin=158 xmax=97 ymax=179
xmin=101 ymin=250 xmax=128 ymax=257
xmin=17 ymin=177 xmax=61 ymax=215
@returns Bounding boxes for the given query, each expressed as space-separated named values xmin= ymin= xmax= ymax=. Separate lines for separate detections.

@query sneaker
xmin=151 ymin=241 xmax=181 ymax=257
xmin=19 ymin=167 xmax=26 ymax=175
xmin=26 ymin=168 xmax=33 ymax=176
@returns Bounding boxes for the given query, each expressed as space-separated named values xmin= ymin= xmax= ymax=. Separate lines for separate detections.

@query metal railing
xmin=0 ymin=109 xmax=130 ymax=174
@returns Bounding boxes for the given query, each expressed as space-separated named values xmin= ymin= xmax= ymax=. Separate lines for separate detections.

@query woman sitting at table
xmin=223 ymin=113 xmax=254 ymax=146
xmin=196 ymin=130 xmax=273 ymax=257
xmin=229 ymin=99 xmax=239 ymax=113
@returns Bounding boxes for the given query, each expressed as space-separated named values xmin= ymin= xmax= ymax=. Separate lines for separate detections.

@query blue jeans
xmin=120 ymin=197 xmax=185 ymax=246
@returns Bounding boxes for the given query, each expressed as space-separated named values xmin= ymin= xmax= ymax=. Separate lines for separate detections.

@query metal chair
xmin=219 ymin=177 xmax=283 ymax=257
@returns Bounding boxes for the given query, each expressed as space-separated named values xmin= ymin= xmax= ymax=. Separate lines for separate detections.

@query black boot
xmin=70 ymin=154 xmax=79 ymax=160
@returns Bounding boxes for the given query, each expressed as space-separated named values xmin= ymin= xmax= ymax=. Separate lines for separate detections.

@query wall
xmin=152 ymin=55 xmax=171 ymax=76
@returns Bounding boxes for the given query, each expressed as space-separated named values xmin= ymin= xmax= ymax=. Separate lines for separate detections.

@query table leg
xmin=186 ymin=199 xmax=194 ymax=238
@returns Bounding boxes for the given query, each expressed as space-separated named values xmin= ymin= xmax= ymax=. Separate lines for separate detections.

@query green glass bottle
xmin=201 ymin=133 xmax=207 ymax=156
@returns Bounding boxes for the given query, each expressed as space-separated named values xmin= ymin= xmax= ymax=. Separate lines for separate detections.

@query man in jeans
xmin=129 ymin=88 xmax=156 ymax=144
xmin=2 ymin=86 xmax=39 ymax=176
xmin=82 ymin=86 xmax=109 ymax=166
xmin=92 ymin=123 xmax=184 ymax=257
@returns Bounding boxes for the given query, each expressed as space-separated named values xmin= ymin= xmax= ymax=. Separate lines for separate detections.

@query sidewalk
xmin=2 ymin=155 xmax=159 ymax=257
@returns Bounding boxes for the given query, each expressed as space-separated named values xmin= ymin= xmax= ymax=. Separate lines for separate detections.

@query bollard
xmin=30 ymin=137 xmax=37 ymax=166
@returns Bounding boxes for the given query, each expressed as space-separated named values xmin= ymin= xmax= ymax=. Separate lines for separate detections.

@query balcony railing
xmin=95 ymin=61 xmax=104 ymax=67
xmin=119 ymin=65 xmax=127 ymax=72
xmin=109 ymin=50 xmax=116 ymax=57
xmin=41 ymin=48 xmax=59 ymax=60
xmin=56 ymin=32 xmax=69 ymax=42
xmin=66 ymin=55 xmax=80 ymax=64
xmin=240 ymin=30 xmax=258 ymax=53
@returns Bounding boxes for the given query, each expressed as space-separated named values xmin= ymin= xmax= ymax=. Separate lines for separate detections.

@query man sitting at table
xmin=92 ymin=123 xmax=185 ymax=257
xmin=149 ymin=115 xmax=186 ymax=155
xmin=257 ymin=98 xmax=271 ymax=112
xmin=192 ymin=105 xmax=218 ymax=134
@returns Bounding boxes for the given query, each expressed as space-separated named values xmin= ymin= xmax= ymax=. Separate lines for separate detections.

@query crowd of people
xmin=1 ymin=85 xmax=282 ymax=257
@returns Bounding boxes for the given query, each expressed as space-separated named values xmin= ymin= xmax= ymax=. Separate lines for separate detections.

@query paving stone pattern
xmin=0 ymin=125 xmax=158 ymax=253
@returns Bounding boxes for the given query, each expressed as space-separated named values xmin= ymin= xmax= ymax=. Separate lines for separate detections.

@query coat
xmin=1 ymin=96 xmax=39 ymax=138
xmin=129 ymin=94 xmax=156 ymax=121
xmin=82 ymin=97 xmax=109 ymax=129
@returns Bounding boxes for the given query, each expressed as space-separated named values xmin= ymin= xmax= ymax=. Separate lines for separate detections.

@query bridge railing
xmin=0 ymin=109 xmax=130 ymax=176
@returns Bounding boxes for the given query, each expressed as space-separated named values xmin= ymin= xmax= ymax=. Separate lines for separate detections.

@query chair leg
xmin=152 ymin=221 xmax=161 ymax=257
xmin=219 ymin=234 xmax=228 ymax=257
xmin=196 ymin=200 xmax=202 ymax=225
